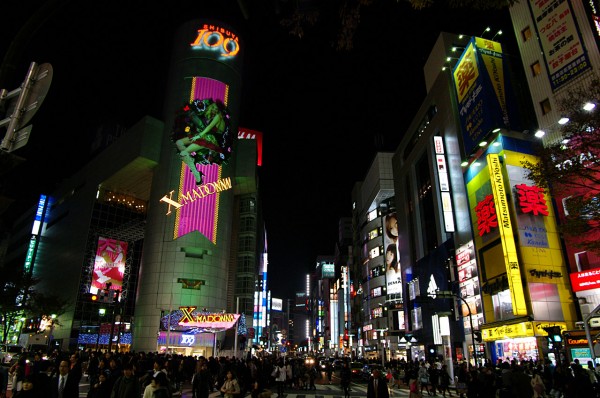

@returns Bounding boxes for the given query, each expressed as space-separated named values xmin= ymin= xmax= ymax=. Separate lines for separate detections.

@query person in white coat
xmin=272 ymin=360 xmax=287 ymax=398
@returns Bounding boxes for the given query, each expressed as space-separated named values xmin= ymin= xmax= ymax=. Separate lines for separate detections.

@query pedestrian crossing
xmin=200 ymin=383 xmax=410 ymax=398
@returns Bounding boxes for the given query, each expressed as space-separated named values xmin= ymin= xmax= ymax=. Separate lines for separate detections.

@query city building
xmin=4 ymin=20 xmax=265 ymax=354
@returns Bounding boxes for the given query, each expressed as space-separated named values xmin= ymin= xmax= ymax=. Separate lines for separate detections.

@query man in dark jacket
xmin=367 ymin=369 xmax=390 ymax=398
xmin=111 ymin=363 xmax=141 ymax=398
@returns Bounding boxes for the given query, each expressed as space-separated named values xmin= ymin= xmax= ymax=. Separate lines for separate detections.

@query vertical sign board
xmin=433 ymin=136 xmax=455 ymax=232
xmin=529 ymin=0 xmax=592 ymax=91
xmin=487 ymin=154 xmax=528 ymax=316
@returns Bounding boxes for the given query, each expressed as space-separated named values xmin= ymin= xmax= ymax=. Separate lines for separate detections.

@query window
xmin=521 ymin=26 xmax=532 ymax=42
xmin=240 ymin=197 xmax=256 ymax=213
xmin=411 ymin=307 xmax=423 ymax=330
xmin=530 ymin=61 xmax=542 ymax=77
xmin=540 ymin=98 xmax=552 ymax=115
xmin=239 ymin=236 xmax=254 ymax=252
xmin=371 ymin=287 xmax=382 ymax=298
xmin=368 ymin=229 xmax=379 ymax=240
xmin=367 ymin=209 xmax=379 ymax=222
xmin=408 ymin=278 xmax=420 ymax=300
xmin=240 ymin=216 xmax=255 ymax=232
xmin=237 ymin=255 xmax=255 ymax=273
xmin=492 ymin=289 xmax=516 ymax=321
xmin=369 ymin=246 xmax=382 ymax=259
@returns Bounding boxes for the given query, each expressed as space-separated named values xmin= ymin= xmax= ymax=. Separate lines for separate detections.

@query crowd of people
xmin=3 ymin=349 xmax=600 ymax=398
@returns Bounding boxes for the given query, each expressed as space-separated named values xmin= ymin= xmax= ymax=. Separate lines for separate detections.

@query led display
xmin=383 ymin=212 xmax=403 ymax=297
xmin=92 ymin=237 xmax=127 ymax=292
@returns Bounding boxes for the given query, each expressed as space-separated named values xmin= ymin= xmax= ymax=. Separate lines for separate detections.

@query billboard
xmin=453 ymin=37 xmax=519 ymax=156
xmin=166 ymin=77 xmax=235 ymax=242
xmin=529 ymin=0 xmax=592 ymax=91
xmin=92 ymin=237 xmax=127 ymax=292
xmin=383 ymin=213 xmax=403 ymax=298
xmin=570 ymin=269 xmax=600 ymax=292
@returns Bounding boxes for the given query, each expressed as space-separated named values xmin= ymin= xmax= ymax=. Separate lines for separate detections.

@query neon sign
xmin=160 ymin=177 xmax=233 ymax=215
xmin=178 ymin=306 xmax=240 ymax=329
xmin=515 ymin=183 xmax=549 ymax=216
xmin=190 ymin=25 xmax=240 ymax=58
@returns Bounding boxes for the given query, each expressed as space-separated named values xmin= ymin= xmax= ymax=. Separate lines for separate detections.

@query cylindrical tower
xmin=133 ymin=20 xmax=243 ymax=353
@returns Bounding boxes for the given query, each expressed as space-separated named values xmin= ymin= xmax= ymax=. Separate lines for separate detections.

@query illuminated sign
xmin=177 ymin=278 xmax=205 ymax=290
xmin=529 ymin=0 xmax=591 ymax=90
xmin=190 ymin=25 xmax=240 ymax=58
xmin=272 ymin=298 xmax=283 ymax=312
xmin=488 ymin=154 xmax=528 ymax=316
xmin=433 ymin=136 xmax=454 ymax=232
xmin=160 ymin=178 xmax=233 ymax=215
xmin=322 ymin=263 xmax=335 ymax=279
xmin=178 ymin=306 xmax=240 ymax=329
xmin=570 ymin=269 xmax=600 ymax=292
xmin=383 ymin=212 xmax=403 ymax=297
xmin=456 ymin=240 xmax=483 ymax=332
xmin=454 ymin=41 xmax=479 ymax=103
xmin=475 ymin=194 xmax=498 ymax=236
xmin=481 ymin=321 xmax=534 ymax=341
xmin=515 ymin=184 xmax=549 ymax=216
xmin=532 ymin=321 xmax=567 ymax=336
xmin=238 ymin=127 xmax=263 ymax=166
xmin=92 ymin=237 xmax=127 ymax=291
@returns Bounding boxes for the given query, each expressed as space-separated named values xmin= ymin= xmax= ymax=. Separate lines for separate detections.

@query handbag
xmin=420 ymin=376 xmax=429 ymax=385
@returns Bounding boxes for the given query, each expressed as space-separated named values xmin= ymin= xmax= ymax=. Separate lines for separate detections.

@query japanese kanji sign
xmin=515 ymin=183 xmax=549 ymax=216
xmin=475 ymin=194 xmax=498 ymax=236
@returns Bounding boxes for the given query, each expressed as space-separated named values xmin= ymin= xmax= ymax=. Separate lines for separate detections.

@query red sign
xmin=515 ymin=184 xmax=549 ymax=216
xmin=475 ymin=194 xmax=498 ymax=236
xmin=570 ymin=269 xmax=600 ymax=292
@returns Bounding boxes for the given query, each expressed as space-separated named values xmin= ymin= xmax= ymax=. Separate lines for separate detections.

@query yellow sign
xmin=453 ymin=41 xmax=479 ymax=104
xmin=488 ymin=154 xmax=528 ymax=316
xmin=160 ymin=177 xmax=233 ymax=215
xmin=481 ymin=321 xmax=534 ymax=342
xmin=532 ymin=321 xmax=567 ymax=336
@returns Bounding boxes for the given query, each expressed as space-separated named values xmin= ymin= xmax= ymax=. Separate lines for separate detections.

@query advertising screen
xmin=92 ymin=237 xmax=127 ymax=291
xmin=169 ymin=76 xmax=234 ymax=243
xmin=383 ymin=213 xmax=402 ymax=297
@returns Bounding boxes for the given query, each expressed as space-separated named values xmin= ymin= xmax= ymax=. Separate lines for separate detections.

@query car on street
xmin=350 ymin=362 xmax=364 ymax=379
xmin=0 ymin=345 xmax=23 ymax=366
xmin=361 ymin=363 xmax=385 ymax=381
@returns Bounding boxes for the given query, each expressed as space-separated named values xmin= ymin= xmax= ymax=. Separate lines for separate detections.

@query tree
xmin=0 ymin=271 xmax=68 ymax=344
xmin=280 ymin=0 xmax=516 ymax=50
xmin=522 ymin=79 xmax=600 ymax=253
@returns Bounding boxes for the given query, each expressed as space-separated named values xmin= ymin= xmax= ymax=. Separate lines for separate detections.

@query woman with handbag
xmin=220 ymin=371 xmax=240 ymax=398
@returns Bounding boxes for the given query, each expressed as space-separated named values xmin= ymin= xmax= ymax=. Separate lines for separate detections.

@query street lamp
xmin=432 ymin=290 xmax=478 ymax=366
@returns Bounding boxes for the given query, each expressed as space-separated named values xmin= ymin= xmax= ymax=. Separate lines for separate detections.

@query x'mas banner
xmin=173 ymin=76 xmax=230 ymax=243
xmin=178 ymin=306 xmax=240 ymax=329
xmin=92 ymin=237 xmax=127 ymax=290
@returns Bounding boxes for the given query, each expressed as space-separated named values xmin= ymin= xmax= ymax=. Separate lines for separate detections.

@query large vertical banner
xmin=529 ymin=0 xmax=592 ymax=91
xmin=92 ymin=237 xmax=127 ymax=291
xmin=171 ymin=77 xmax=232 ymax=242
xmin=487 ymin=154 xmax=528 ymax=316
xmin=383 ymin=213 xmax=403 ymax=299
xmin=453 ymin=37 xmax=519 ymax=156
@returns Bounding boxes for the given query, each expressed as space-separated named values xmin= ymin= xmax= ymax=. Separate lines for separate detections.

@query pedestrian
xmin=367 ymin=369 xmax=390 ymax=398
xmin=220 ymin=370 xmax=240 ymax=398
xmin=340 ymin=362 xmax=352 ymax=398
xmin=439 ymin=364 xmax=453 ymax=397
xmin=271 ymin=360 xmax=286 ymax=397
xmin=50 ymin=360 xmax=79 ymax=398
xmin=152 ymin=372 xmax=172 ymax=398
xmin=87 ymin=371 xmax=111 ymax=398
xmin=111 ymin=363 xmax=141 ymax=398
xmin=191 ymin=360 xmax=211 ymax=398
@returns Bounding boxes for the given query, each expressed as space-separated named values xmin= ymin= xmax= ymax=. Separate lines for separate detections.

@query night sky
xmin=0 ymin=1 xmax=515 ymax=298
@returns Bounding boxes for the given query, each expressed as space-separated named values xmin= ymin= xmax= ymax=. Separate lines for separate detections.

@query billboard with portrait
xmin=383 ymin=212 xmax=402 ymax=298
xmin=168 ymin=77 xmax=235 ymax=243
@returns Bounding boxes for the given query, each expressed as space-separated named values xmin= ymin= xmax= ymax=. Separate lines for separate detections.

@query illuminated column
xmin=133 ymin=20 xmax=243 ymax=353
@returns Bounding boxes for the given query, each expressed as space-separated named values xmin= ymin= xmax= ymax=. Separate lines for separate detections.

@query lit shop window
xmin=370 ymin=246 xmax=382 ymax=259
xmin=372 ymin=307 xmax=384 ymax=319
xmin=492 ymin=289 xmax=516 ymax=321
xmin=521 ymin=26 xmax=532 ymax=42
xmin=367 ymin=209 xmax=379 ymax=222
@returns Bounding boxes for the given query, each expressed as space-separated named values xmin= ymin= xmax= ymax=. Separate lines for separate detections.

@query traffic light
xmin=83 ymin=292 xmax=99 ymax=302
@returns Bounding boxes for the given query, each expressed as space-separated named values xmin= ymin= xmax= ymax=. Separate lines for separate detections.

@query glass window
xmin=529 ymin=283 xmax=564 ymax=320
xmin=239 ymin=236 xmax=254 ymax=252
xmin=416 ymin=152 xmax=437 ymax=252
xmin=240 ymin=216 xmax=255 ymax=232
xmin=521 ymin=26 xmax=532 ymax=42
xmin=411 ymin=307 xmax=423 ymax=330
xmin=369 ymin=247 xmax=381 ymax=259
xmin=237 ymin=255 xmax=255 ymax=273
xmin=530 ymin=61 xmax=542 ymax=77
xmin=492 ymin=289 xmax=516 ymax=321
xmin=371 ymin=287 xmax=382 ymax=298
xmin=240 ymin=197 xmax=256 ymax=213
xmin=368 ymin=229 xmax=379 ymax=240
xmin=540 ymin=98 xmax=552 ymax=115
xmin=367 ymin=209 xmax=379 ymax=222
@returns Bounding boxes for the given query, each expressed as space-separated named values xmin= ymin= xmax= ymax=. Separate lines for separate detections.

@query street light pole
xmin=432 ymin=291 xmax=477 ymax=366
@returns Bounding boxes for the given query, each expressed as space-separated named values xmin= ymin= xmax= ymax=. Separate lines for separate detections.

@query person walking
xmin=439 ymin=364 xmax=452 ymax=397
xmin=220 ymin=371 xmax=240 ymax=398
xmin=111 ymin=363 xmax=141 ymax=398
xmin=191 ymin=360 xmax=211 ymax=398
xmin=367 ymin=369 xmax=390 ymax=398
xmin=50 ymin=360 xmax=79 ymax=398
xmin=272 ymin=360 xmax=286 ymax=398
xmin=340 ymin=362 xmax=352 ymax=398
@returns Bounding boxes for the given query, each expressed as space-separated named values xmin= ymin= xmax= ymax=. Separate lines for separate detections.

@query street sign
xmin=0 ymin=62 xmax=53 ymax=152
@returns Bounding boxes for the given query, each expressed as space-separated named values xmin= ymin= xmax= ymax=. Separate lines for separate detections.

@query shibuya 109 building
xmin=133 ymin=20 xmax=247 ymax=353
xmin=13 ymin=19 xmax=265 ymax=355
